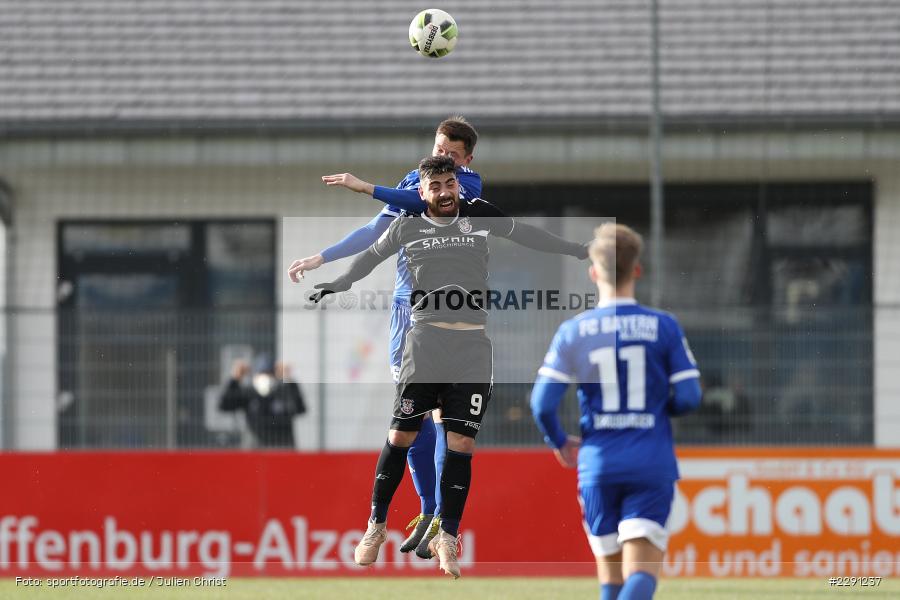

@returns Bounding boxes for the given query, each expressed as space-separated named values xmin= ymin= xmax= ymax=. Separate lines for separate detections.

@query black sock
xmin=370 ymin=440 xmax=411 ymax=523
xmin=439 ymin=449 xmax=472 ymax=536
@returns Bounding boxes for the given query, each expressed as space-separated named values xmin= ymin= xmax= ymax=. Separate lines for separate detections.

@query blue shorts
xmin=389 ymin=300 xmax=412 ymax=382
xmin=579 ymin=481 xmax=674 ymax=556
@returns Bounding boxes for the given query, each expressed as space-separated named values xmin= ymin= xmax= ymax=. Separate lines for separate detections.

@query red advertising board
xmin=1 ymin=449 xmax=898 ymax=578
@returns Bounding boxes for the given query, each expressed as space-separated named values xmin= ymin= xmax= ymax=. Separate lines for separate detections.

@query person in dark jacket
xmin=219 ymin=354 xmax=306 ymax=448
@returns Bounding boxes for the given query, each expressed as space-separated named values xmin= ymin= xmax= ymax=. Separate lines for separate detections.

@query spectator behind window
xmin=219 ymin=354 xmax=306 ymax=448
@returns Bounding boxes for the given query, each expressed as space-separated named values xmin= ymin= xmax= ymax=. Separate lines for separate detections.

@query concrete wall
xmin=872 ymin=172 xmax=900 ymax=447
xmin=0 ymin=129 xmax=898 ymax=449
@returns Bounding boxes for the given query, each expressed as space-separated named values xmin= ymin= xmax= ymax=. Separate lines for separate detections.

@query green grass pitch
xmin=3 ymin=577 xmax=898 ymax=599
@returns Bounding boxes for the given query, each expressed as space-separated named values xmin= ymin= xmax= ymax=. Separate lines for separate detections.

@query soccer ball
xmin=409 ymin=9 xmax=458 ymax=58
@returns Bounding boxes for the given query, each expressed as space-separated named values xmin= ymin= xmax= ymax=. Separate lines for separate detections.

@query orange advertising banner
xmin=667 ymin=448 xmax=900 ymax=578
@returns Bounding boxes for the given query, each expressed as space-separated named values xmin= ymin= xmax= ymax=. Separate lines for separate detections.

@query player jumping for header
xmin=309 ymin=155 xmax=588 ymax=578
xmin=288 ymin=117 xmax=482 ymax=558
xmin=530 ymin=223 xmax=702 ymax=600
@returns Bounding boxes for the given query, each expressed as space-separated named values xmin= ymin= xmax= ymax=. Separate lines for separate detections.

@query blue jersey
xmin=537 ymin=299 xmax=699 ymax=486
xmin=377 ymin=166 xmax=481 ymax=303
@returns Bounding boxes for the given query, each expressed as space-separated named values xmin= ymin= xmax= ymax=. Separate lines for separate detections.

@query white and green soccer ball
xmin=409 ymin=9 xmax=458 ymax=58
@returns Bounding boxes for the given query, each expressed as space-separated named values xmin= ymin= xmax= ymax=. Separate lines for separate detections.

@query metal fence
xmin=17 ymin=302 xmax=874 ymax=450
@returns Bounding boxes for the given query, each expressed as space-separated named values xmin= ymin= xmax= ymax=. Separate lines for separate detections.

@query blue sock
xmin=601 ymin=583 xmax=623 ymax=600
xmin=433 ymin=421 xmax=446 ymax=514
xmin=407 ymin=418 xmax=437 ymax=514
xmin=619 ymin=571 xmax=656 ymax=600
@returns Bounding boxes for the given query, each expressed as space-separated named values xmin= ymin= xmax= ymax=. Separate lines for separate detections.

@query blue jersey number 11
xmin=589 ymin=346 xmax=646 ymax=412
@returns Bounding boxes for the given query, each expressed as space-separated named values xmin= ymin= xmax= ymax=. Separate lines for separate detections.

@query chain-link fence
xmin=36 ymin=301 xmax=878 ymax=450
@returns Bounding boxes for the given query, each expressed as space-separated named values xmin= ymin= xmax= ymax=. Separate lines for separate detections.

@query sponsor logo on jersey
xmin=418 ymin=236 xmax=476 ymax=249
xmin=457 ymin=217 xmax=472 ymax=234
xmin=420 ymin=228 xmax=436 ymax=234
xmin=464 ymin=421 xmax=481 ymax=430
xmin=400 ymin=398 xmax=415 ymax=415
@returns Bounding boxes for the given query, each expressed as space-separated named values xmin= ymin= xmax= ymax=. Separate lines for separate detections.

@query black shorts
xmin=392 ymin=324 xmax=492 ymax=438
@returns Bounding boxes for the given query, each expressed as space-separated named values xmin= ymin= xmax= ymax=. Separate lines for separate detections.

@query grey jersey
xmin=323 ymin=198 xmax=587 ymax=326
xmin=373 ymin=199 xmax=515 ymax=325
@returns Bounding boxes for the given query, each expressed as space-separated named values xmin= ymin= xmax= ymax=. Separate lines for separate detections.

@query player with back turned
xmin=530 ymin=224 xmax=702 ymax=600
xmin=309 ymin=155 xmax=588 ymax=578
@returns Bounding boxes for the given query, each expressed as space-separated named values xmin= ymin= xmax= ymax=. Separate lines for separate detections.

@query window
xmin=481 ymin=182 xmax=872 ymax=446
xmin=57 ymin=220 xmax=276 ymax=449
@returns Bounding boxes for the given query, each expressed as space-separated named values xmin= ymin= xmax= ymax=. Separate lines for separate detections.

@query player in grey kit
xmin=309 ymin=155 xmax=587 ymax=578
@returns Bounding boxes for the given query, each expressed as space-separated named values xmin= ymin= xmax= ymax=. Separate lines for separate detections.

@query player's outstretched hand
xmin=309 ymin=280 xmax=350 ymax=304
xmin=288 ymin=254 xmax=324 ymax=283
xmin=553 ymin=435 xmax=581 ymax=469
xmin=321 ymin=173 xmax=374 ymax=195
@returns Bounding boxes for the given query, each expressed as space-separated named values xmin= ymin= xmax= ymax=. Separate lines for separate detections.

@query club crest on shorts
xmin=400 ymin=398 xmax=415 ymax=415
xmin=457 ymin=217 xmax=472 ymax=234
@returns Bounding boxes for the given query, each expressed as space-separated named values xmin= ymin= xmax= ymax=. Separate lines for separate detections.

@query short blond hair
xmin=589 ymin=223 xmax=643 ymax=285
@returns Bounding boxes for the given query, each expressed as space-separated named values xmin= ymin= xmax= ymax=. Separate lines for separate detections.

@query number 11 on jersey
xmin=589 ymin=346 xmax=646 ymax=411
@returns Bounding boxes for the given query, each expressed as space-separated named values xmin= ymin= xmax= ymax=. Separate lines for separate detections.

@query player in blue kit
xmin=287 ymin=117 xmax=481 ymax=558
xmin=530 ymin=224 xmax=702 ymax=600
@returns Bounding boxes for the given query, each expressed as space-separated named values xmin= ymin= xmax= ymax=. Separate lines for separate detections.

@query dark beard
xmin=427 ymin=197 xmax=458 ymax=218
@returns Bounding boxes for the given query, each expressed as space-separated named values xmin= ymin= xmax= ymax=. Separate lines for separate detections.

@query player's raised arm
xmin=322 ymin=172 xmax=376 ymax=196
xmin=309 ymin=218 xmax=403 ymax=303
xmin=506 ymin=221 xmax=588 ymax=259
xmin=287 ymin=212 xmax=395 ymax=283
xmin=374 ymin=169 xmax=480 ymax=211
xmin=372 ymin=185 xmax=427 ymax=213
xmin=319 ymin=211 xmax=396 ymax=263
xmin=322 ymin=172 xmax=427 ymax=213
xmin=476 ymin=200 xmax=588 ymax=259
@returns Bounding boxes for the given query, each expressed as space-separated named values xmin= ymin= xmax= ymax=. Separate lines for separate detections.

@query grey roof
xmin=2 ymin=0 xmax=899 ymax=135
